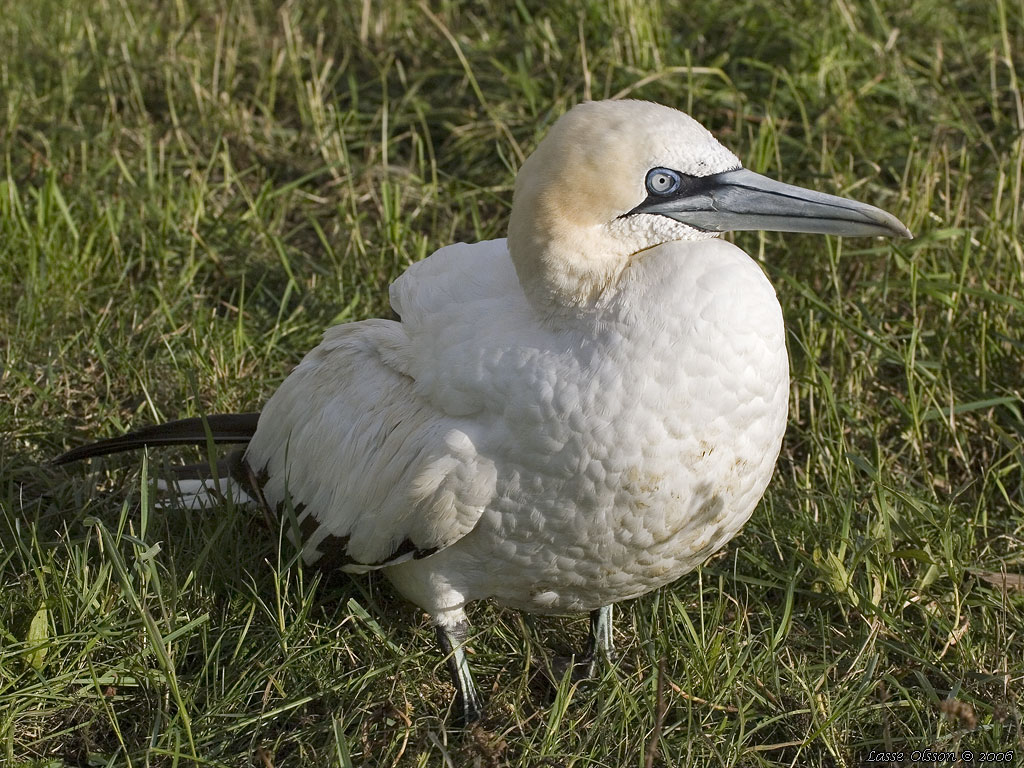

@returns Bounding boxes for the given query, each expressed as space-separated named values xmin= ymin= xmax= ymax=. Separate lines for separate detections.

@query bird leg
xmin=582 ymin=604 xmax=615 ymax=677
xmin=542 ymin=604 xmax=617 ymax=683
xmin=435 ymin=621 xmax=484 ymax=725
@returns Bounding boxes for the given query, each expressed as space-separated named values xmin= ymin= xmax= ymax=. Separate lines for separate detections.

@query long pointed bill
xmin=635 ymin=168 xmax=912 ymax=238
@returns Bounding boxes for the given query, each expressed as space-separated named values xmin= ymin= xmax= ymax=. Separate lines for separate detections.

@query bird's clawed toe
xmin=546 ymin=650 xmax=610 ymax=683
xmin=453 ymin=685 xmax=486 ymax=726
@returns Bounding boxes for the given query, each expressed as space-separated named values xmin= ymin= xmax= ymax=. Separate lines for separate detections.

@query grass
xmin=1 ymin=0 xmax=1022 ymax=765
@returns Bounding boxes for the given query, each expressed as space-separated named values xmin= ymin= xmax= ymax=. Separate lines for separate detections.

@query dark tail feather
xmin=53 ymin=413 xmax=261 ymax=466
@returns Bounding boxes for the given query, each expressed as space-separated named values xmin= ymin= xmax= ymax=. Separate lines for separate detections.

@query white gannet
xmin=55 ymin=99 xmax=910 ymax=723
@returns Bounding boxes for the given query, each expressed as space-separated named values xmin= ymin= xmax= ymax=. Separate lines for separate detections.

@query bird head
xmin=507 ymin=99 xmax=910 ymax=310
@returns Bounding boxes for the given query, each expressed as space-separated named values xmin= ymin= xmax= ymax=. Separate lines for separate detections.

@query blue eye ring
xmin=645 ymin=167 xmax=683 ymax=196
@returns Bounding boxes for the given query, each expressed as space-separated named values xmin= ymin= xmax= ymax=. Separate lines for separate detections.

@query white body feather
xmin=244 ymin=235 xmax=788 ymax=626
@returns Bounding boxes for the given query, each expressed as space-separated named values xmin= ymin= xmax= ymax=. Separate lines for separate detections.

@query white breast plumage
xmin=379 ymin=236 xmax=789 ymax=617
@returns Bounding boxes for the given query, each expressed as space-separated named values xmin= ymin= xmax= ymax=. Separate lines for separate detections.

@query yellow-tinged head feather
xmin=508 ymin=100 xmax=740 ymax=310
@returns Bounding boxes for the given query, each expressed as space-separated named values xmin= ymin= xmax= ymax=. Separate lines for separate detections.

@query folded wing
xmin=245 ymin=239 xmax=522 ymax=572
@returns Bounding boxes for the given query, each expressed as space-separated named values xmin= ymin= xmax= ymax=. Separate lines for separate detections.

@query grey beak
xmin=634 ymin=168 xmax=912 ymax=239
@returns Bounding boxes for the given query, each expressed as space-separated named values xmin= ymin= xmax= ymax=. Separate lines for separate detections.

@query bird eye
xmin=645 ymin=167 xmax=683 ymax=196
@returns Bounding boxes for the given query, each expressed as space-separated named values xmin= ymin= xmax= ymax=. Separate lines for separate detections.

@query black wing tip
xmin=51 ymin=444 xmax=110 ymax=466
xmin=52 ymin=412 xmax=261 ymax=467
xmin=51 ymin=434 xmax=143 ymax=466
